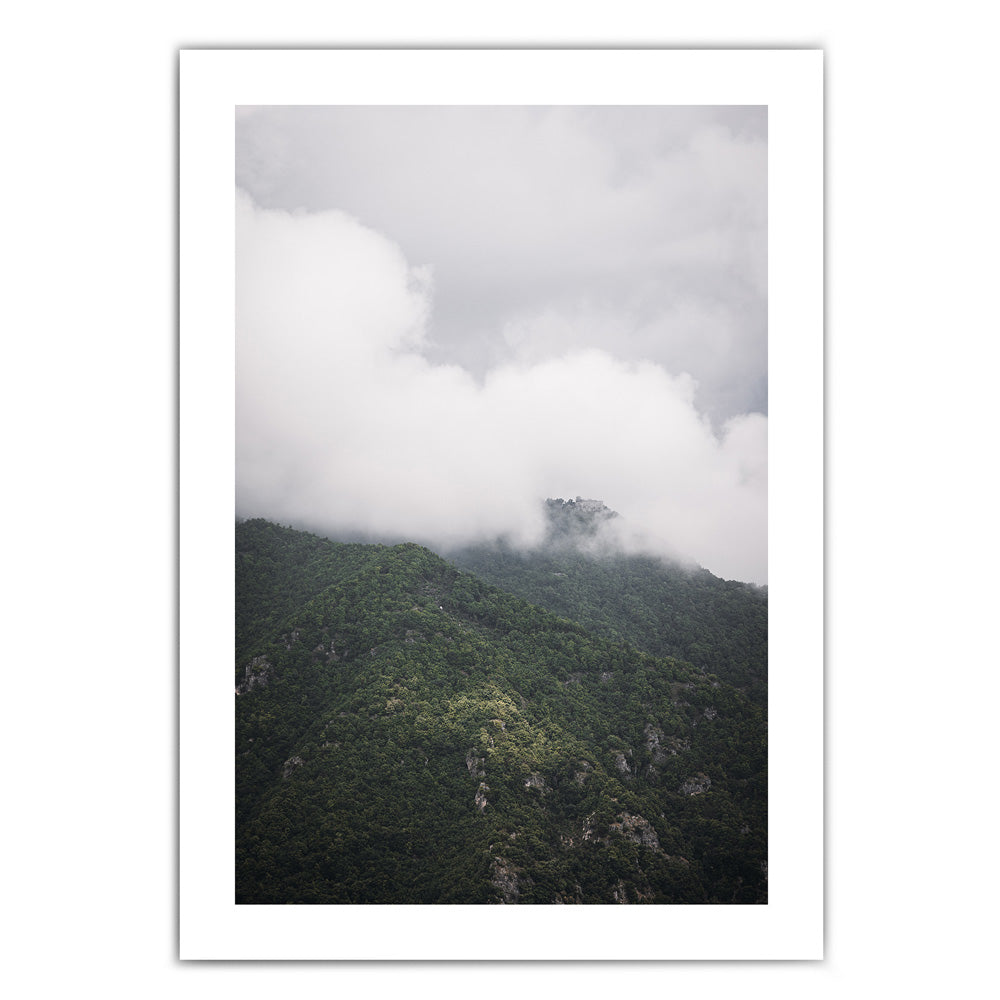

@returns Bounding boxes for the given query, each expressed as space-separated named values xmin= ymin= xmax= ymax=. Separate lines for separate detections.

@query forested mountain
xmin=235 ymin=517 xmax=767 ymax=904
xmin=449 ymin=498 xmax=768 ymax=703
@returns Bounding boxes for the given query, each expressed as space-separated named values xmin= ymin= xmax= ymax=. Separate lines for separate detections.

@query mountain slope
xmin=449 ymin=498 xmax=767 ymax=701
xmin=235 ymin=517 xmax=386 ymax=667
xmin=235 ymin=520 xmax=767 ymax=904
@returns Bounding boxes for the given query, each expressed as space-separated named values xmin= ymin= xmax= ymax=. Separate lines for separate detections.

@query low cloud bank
xmin=236 ymin=192 xmax=767 ymax=583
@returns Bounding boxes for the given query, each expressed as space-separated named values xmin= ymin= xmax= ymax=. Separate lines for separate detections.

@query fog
xmin=236 ymin=168 xmax=767 ymax=583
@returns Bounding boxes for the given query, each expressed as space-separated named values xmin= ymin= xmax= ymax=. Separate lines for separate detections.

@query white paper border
xmin=180 ymin=48 xmax=823 ymax=960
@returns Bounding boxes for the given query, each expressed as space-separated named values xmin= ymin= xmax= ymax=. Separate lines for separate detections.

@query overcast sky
xmin=236 ymin=106 xmax=768 ymax=583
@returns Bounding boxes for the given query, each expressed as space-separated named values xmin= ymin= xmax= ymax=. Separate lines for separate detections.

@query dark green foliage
xmin=449 ymin=533 xmax=767 ymax=703
xmin=236 ymin=519 xmax=767 ymax=905
xmin=235 ymin=518 xmax=385 ymax=669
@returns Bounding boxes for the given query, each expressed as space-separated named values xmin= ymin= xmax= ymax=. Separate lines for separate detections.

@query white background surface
xmin=182 ymin=48 xmax=821 ymax=962
xmin=3 ymin=1 xmax=997 ymax=997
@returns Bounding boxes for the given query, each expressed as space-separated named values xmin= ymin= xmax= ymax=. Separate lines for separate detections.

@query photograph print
xmin=233 ymin=105 xmax=768 ymax=905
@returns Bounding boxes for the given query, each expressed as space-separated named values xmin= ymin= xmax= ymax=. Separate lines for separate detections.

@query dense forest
xmin=235 ymin=511 xmax=767 ymax=904
xmin=450 ymin=498 xmax=768 ymax=703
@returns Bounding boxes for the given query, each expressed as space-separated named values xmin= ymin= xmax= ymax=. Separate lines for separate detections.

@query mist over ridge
xmin=236 ymin=108 xmax=767 ymax=585
xmin=236 ymin=193 xmax=766 ymax=583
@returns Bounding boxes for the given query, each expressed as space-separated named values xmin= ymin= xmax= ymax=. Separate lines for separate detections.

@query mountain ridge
xmin=450 ymin=498 xmax=767 ymax=702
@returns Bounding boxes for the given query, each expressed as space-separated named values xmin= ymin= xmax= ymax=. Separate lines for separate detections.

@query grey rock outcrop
xmin=680 ymin=772 xmax=712 ymax=796
xmin=282 ymin=756 xmax=304 ymax=779
xmin=236 ymin=655 xmax=272 ymax=695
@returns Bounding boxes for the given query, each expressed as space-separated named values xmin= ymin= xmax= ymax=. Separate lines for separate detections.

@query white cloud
xmin=236 ymin=192 xmax=767 ymax=582
xmin=236 ymin=106 xmax=767 ymax=422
